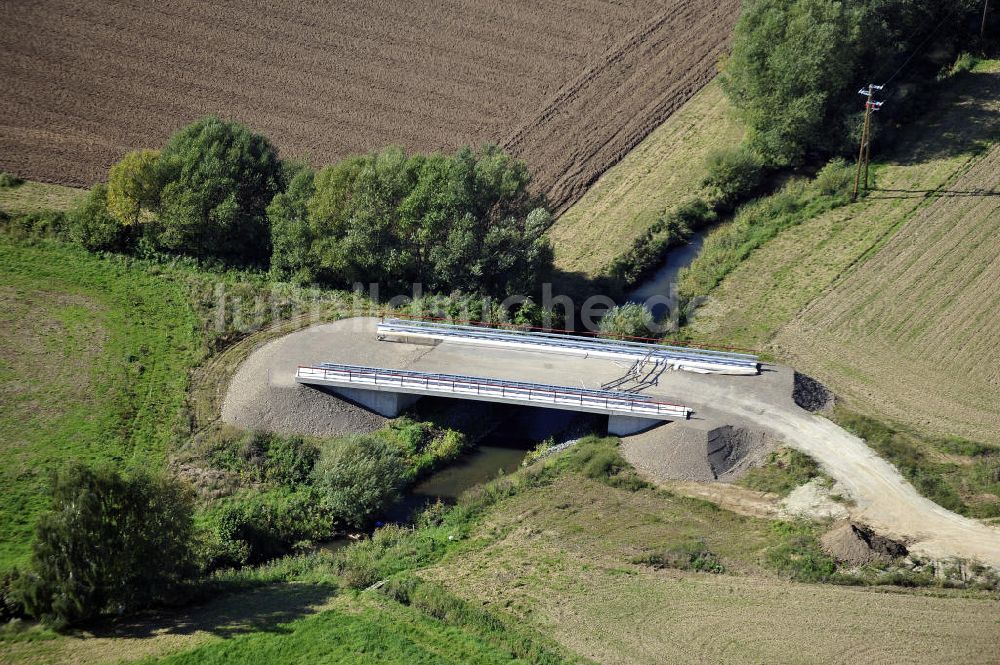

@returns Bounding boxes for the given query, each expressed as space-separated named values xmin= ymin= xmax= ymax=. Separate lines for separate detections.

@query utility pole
xmin=852 ymin=84 xmax=884 ymax=201
xmin=983 ymin=0 xmax=990 ymax=39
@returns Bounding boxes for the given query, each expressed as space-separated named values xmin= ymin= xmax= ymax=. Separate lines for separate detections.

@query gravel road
xmin=678 ymin=375 xmax=1000 ymax=567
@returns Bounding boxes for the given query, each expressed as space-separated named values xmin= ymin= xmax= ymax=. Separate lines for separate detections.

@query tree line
xmin=70 ymin=116 xmax=553 ymax=299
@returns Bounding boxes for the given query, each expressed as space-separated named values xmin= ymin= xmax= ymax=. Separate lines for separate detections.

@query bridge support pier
xmin=325 ymin=386 xmax=421 ymax=417
xmin=608 ymin=414 xmax=663 ymax=436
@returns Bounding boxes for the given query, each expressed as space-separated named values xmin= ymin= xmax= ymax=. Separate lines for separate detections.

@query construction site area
xmin=221 ymin=316 xmax=1000 ymax=568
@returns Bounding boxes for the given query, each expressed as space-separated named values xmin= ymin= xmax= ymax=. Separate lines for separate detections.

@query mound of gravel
xmin=224 ymin=383 xmax=386 ymax=438
xmin=793 ymin=371 xmax=834 ymax=412
xmin=621 ymin=424 xmax=716 ymax=482
xmin=620 ymin=423 xmax=776 ymax=483
xmin=821 ymin=522 xmax=908 ymax=566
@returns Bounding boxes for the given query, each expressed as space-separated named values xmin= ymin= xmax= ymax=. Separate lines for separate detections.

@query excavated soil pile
xmin=621 ymin=423 xmax=776 ymax=483
xmin=821 ymin=521 xmax=908 ymax=566
xmin=707 ymin=425 xmax=774 ymax=480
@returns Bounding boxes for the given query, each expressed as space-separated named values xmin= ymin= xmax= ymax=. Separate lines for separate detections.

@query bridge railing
xmin=376 ymin=318 xmax=759 ymax=374
xmin=296 ymin=363 xmax=691 ymax=419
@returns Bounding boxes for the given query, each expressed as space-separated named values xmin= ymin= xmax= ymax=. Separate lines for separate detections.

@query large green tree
xmin=154 ymin=116 xmax=283 ymax=262
xmin=18 ymin=465 xmax=198 ymax=627
xmin=270 ymin=145 xmax=553 ymax=297
xmin=721 ymin=0 xmax=866 ymax=166
xmin=722 ymin=0 xmax=989 ymax=166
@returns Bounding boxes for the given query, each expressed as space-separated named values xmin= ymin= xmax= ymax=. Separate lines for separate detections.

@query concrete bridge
xmin=292 ymin=318 xmax=759 ymax=435
xmin=295 ymin=362 xmax=693 ymax=435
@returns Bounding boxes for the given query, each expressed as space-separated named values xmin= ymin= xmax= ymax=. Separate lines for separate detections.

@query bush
xmin=311 ymin=436 xmax=409 ymax=528
xmin=605 ymin=197 xmax=715 ymax=288
xmin=427 ymin=430 xmax=464 ymax=463
xmin=67 ymin=184 xmax=128 ymax=251
xmin=0 ymin=172 xmax=24 ymax=188
xmin=1 ymin=210 xmax=67 ymax=240
xmin=1 ymin=572 xmax=24 ymax=623
xmin=703 ymin=147 xmax=766 ymax=209
xmin=599 ymin=302 xmax=656 ymax=339
xmin=17 ymin=464 xmax=198 ymax=628
xmin=208 ymin=488 xmax=335 ymax=568
xmin=631 ymin=539 xmax=725 ymax=574
xmin=376 ymin=419 xmax=467 ymax=474
xmin=208 ymin=430 xmax=319 ymax=486
xmin=812 ymin=158 xmax=854 ymax=197
xmin=562 ymin=437 xmax=650 ymax=491
xmin=765 ymin=521 xmax=837 ymax=582
xmin=107 ymin=149 xmax=162 ymax=226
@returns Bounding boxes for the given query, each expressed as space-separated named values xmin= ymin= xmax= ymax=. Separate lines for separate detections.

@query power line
xmin=879 ymin=2 xmax=965 ymax=87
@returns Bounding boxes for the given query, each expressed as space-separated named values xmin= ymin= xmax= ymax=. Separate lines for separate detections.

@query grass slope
xmin=149 ymin=593 xmax=540 ymax=665
xmin=0 ymin=238 xmax=200 ymax=567
xmin=685 ymin=62 xmax=1000 ymax=444
xmin=422 ymin=472 xmax=1000 ymax=664
xmin=0 ymin=181 xmax=83 ymax=215
xmin=545 ymin=80 xmax=742 ymax=276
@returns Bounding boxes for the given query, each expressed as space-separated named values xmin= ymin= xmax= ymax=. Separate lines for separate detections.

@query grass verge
xmin=833 ymin=407 xmax=1000 ymax=518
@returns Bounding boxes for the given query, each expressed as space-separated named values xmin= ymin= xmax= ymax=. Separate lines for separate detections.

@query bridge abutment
xmin=325 ymin=386 xmax=421 ymax=417
xmin=608 ymin=414 xmax=663 ymax=436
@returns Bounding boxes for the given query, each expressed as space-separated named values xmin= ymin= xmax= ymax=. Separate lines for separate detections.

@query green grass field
xmin=545 ymin=80 xmax=743 ymax=277
xmin=0 ymin=238 xmax=201 ymax=567
xmin=149 ymin=593 xmax=549 ymax=665
xmin=0 ymin=181 xmax=84 ymax=215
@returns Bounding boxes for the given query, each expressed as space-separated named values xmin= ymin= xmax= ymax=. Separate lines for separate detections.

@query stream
xmin=625 ymin=230 xmax=706 ymax=319
xmin=382 ymin=407 xmax=583 ymax=522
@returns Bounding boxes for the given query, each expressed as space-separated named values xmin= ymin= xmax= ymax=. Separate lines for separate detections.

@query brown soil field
xmin=0 ymin=0 xmax=738 ymax=213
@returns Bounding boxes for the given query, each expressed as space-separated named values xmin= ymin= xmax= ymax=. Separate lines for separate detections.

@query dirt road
xmin=664 ymin=369 xmax=1000 ymax=566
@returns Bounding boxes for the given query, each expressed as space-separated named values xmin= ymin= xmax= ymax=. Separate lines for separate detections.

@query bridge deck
xmin=296 ymin=362 xmax=692 ymax=419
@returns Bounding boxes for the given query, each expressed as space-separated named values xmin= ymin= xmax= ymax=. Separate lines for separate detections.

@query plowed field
xmin=0 ymin=0 xmax=738 ymax=212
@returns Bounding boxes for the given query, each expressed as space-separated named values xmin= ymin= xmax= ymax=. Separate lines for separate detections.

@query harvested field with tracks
xmin=774 ymin=141 xmax=1000 ymax=445
xmin=688 ymin=64 xmax=1000 ymax=444
xmin=0 ymin=0 xmax=738 ymax=212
